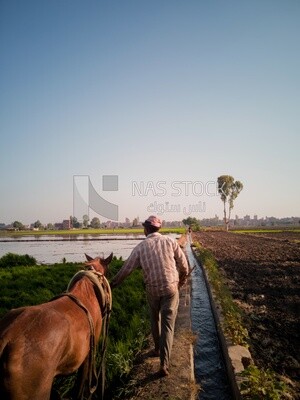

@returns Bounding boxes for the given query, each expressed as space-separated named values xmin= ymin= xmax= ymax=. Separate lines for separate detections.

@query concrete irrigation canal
xmin=186 ymin=242 xmax=234 ymax=399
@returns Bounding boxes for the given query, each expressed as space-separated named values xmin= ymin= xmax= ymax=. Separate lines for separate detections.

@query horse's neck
xmin=69 ymin=279 xmax=101 ymax=329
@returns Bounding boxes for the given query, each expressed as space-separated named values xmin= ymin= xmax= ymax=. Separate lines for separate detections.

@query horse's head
xmin=84 ymin=253 xmax=113 ymax=275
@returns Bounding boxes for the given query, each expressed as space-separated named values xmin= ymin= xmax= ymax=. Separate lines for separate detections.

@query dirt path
xmin=192 ymin=231 xmax=300 ymax=397
xmin=120 ymin=275 xmax=198 ymax=400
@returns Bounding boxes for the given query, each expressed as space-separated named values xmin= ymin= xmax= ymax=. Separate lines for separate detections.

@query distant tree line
xmin=7 ymin=176 xmax=244 ymax=233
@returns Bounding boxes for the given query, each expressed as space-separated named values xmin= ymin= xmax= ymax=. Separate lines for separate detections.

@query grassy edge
xmin=192 ymin=241 xmax=292 ymax=400
xmin=0 ymin=227 xmax=185 ymax=237
xmin=231 ymin=228 xmax=300 ymax=234
xmin=192 ymin=241 xmax=249 ymax=346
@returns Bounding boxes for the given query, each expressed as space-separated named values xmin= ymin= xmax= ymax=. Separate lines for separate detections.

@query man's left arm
xmin=173 ymin=241 xmax=189 ymax=286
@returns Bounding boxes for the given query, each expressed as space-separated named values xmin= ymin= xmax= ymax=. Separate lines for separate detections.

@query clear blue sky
xmin=1 ymin=0 xmax=299 ymax=224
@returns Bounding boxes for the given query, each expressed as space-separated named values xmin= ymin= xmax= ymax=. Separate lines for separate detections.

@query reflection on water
xmin=0 ymin=237 xmax=143 ymax=264
xmin=0 ymin=234 xmax=179 ymax=264
xmin=0 ymin=234 xmax=145 ymax=242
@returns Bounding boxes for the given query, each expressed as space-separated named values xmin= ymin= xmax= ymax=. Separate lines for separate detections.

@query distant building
xmin=53 ymin=219 xmax=72 ymax=230
xmin=54 ymin=222 xmax=63 ymax=230
xmin=125 ymin=218 xmax=131 ymax=227
xmin=62 ymin=219 xmax=71 ymax=230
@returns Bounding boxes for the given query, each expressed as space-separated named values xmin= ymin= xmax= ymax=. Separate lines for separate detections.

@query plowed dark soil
xmin=192 ymin=230 xmax=300 ymax=396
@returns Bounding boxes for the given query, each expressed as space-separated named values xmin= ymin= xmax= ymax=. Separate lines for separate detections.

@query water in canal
xmin=186 ymin=243 xmax=233 ymax=400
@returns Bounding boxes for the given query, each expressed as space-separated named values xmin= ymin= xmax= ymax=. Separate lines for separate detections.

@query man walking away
xmin=110 ymin=215 xmax=189 ymax=377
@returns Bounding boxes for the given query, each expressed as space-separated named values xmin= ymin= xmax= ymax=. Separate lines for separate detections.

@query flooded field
xmin=0 ymin=235 xmax=145 ymax=264
xmin=0 ymin=234 xmax=180 ymax=264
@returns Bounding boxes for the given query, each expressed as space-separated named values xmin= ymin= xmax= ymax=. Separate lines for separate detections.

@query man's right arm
xmin=110 ymin=249 xmax=140 ymax=289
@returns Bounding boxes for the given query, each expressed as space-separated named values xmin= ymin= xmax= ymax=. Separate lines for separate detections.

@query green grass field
xmin=0 ymin=255 xmax=150 ymax=398
xmin=0 ymin=227 xmax=185 ymax=237
xmin=232 ymin=228 xmax=300 ymax=234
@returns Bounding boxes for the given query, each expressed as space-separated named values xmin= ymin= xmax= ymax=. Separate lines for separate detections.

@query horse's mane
xmin=67 ymin=270 xmax=112 ymax=315
xmin=67 ymin=270 xmax=103 ymax=292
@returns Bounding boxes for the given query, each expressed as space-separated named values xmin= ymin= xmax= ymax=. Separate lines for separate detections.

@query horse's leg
xmin=71 ymin=357 xmax=90 ymax=400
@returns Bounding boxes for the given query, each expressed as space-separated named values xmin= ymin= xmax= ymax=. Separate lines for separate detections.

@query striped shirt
xmin=111 ymin=232 xmax=189 ymax=296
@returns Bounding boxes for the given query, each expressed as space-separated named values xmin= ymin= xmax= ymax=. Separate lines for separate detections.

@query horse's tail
xmin=0 ymin=329 xmax=10 ymax=367
xmin=0 ymin=337 xmax=8 ymax=362
xmin=0 ymin=327 xmax=10 ymax=389
xmin=0 ymin=319 xmax=10 ymax=361
xmin=0 ymin=326 xmax=17 ymax=398
xmin=0 ymin=308 xmax=26 ymax=393
xmin=0 ymin=308 xmax=25 ymax=360
xmin=0 ymin=338 xmax=9 ymax=382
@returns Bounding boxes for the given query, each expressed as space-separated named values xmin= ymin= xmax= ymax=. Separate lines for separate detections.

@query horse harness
xmin=51 ymin=270 xmax=112 ymax=400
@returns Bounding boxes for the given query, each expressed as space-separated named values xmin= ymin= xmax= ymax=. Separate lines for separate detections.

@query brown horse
xmin=0 ymin=253 xmax=113 ymax=400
